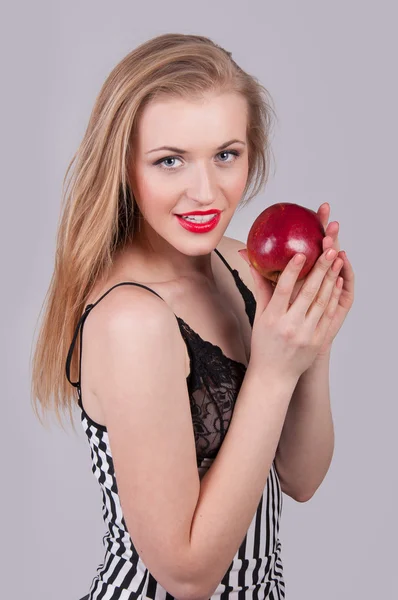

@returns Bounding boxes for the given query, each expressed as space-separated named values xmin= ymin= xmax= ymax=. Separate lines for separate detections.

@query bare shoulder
xmin=83 ymin=283 xmax=189 ymax=395
xmin=218 ymin=235 xmax=256 ymax=300
xmin=87 ymin=283 xmax=187 ymax=397
xmin=86 ymin=282 xmax=175 ymax=330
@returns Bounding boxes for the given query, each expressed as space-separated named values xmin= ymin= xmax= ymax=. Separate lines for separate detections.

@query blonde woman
xmin=31 ymin=33 xmax=353 ymax=600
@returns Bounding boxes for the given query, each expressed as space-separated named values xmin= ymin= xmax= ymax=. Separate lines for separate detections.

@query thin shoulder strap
xmin=65 ymin=282 xmax=166 ymax=388
xmin=213 ymin=247 xmax=256 ymax=328
xmin=213 ymin=247 xmax=235 ymax=274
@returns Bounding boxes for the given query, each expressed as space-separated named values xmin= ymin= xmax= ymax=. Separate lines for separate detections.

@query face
xmin=127 ymin=91 xmax=249 ymax=279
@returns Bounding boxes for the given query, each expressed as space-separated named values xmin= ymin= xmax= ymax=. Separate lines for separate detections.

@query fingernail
xmin=294 ymin=254 xmax=306 ymax=265
xmin=326 ymin=248 xmax=337 ymax=260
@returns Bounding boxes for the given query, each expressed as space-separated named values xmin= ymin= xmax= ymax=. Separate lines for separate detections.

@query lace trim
xmin=176 ymin=318 xmax=248 ymax=463
xmin=176 ymin=317 xmax=248 ymax=371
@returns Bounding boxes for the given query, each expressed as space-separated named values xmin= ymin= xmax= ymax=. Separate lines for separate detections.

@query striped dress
xmin=66 ymin=248 xmax=286 ymax=599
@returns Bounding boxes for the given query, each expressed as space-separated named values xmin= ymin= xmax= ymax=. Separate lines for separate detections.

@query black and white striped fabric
xmin=66 ymin=248 xmax=286 ymax=599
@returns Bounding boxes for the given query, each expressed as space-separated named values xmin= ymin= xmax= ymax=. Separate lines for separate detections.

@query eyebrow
xmin=146 ymin=139 xmax=246 ymax=155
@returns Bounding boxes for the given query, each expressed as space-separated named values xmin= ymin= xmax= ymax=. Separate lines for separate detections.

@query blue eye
xmin=154 ymin=150 xmax=241 ymax=171
xmin=157 ymin=156 xmax=183 ymax=169
xmin=218 ymin=150 xmax=240 ymax=162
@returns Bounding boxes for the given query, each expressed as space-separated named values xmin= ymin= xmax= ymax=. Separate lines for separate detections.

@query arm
xmin=223 ymin=235 xmax=336 ymax=503
xmin=189 ymin=364 xmax=297 ymax=599
xmin=274 ymin=351 xmax=335 ymax=502
xmin=221 ymin=236 xmax=335 ymax=503
xmin=90 ymin=287 xmax=298 ymax=600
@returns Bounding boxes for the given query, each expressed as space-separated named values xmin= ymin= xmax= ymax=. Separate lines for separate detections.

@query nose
xmin=185 ymin=162 xmax=218 ymax=205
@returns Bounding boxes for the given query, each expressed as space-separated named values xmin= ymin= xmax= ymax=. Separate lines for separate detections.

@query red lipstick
xmin=175 ymin=211 xmax=221 ymax=234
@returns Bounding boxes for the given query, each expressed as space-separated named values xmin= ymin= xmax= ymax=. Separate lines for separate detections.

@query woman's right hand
xmin=246 ymin=248 xmax=344 ymax=381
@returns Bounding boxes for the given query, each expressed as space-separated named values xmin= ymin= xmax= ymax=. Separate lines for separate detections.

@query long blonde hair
xmin=30 ymin=33 xmax=277 ymax=430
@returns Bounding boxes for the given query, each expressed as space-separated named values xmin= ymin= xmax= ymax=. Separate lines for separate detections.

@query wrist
xmin=313 ymin=349 xmax=332 ymax=364
xmin=246 ymin=362 xmax=299 ymax=394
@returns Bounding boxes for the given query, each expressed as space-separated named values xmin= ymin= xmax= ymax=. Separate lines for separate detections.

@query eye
xmin=153 ymin=149 xmax=241 ymax=171
xmin=155 ymin=156 xmax=183 ymax=170
xmin=217 ymin=150 xmax=241 ymax=163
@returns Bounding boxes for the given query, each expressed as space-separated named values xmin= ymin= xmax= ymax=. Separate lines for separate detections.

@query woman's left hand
xmin=290 ymin=202 xmax=355 ymax=356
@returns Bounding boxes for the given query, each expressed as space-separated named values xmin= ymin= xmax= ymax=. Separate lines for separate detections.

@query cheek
xmin=133 ymin=167 xmax=176 ymax=212
xmin=225 ymin=162 xmax=249 ymax=198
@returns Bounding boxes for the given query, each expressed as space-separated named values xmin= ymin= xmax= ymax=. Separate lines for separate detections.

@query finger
xmin=314 ymin=275 xmax=344 ymax=343
xmin=322 ymin=234 xmax=334 ymax=252
xmin=325 ymin=222 xmax=340 ymax=252
xmin=335 ymin=251 xmax=355 ymax=310
xmin=317 ymin=202 xmax=330 ymax=231
xmin=303 ymin=257 xmax=344 ymax=329
xmin=340 ymin=251 xmax=355 ymax=290
xmin=288 ymin=247 xmax=338 ymax=318
xmin=267 ymin=253 xmax=307 ymax=315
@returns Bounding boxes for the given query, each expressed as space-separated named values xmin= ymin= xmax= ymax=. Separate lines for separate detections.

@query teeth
xmin=181 ymin=214 xmax=218 ymax=223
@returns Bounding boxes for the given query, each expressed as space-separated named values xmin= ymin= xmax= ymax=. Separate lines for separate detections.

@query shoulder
xmin=218 ymin=234 xmax=246 ymax=255
xmin=83 ymin=284 xmax=183 ymax=368
xmin=218 ymin=235 xmax=255 ymax=300
xmin=85 ymin=282 xmax=179 ymax=340
xmin=87 ymin=281 xmax=170 ymax=320
xmin=83 ymin=283 xmax=188 ymax=395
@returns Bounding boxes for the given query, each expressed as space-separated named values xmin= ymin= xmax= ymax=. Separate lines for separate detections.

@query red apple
xmin=246 ymin=203 xmax=326 ymax=284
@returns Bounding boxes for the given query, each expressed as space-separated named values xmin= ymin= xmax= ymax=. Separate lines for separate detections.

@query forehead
xmin=135 ymin=92 xmax=248 ymax=150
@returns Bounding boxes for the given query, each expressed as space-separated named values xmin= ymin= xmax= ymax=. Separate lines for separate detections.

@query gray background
xmin=1 ymin=1 xmax=396 ymax=598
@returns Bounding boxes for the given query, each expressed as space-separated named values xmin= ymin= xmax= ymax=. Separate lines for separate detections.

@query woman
xmin=31 ymin=33 xmax=354 ymax=600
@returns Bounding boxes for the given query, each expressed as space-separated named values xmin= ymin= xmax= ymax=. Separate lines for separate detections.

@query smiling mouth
xmin=175 ymin=212 xmax=221 ymax=232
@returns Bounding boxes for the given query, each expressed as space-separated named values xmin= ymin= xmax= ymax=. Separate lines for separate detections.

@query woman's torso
xmin=69 ymin=236 xmax=286 ymax=598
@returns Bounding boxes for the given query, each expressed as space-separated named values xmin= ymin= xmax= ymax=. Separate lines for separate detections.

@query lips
xmin=176 ymin=212 xmax=221 ymax=233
